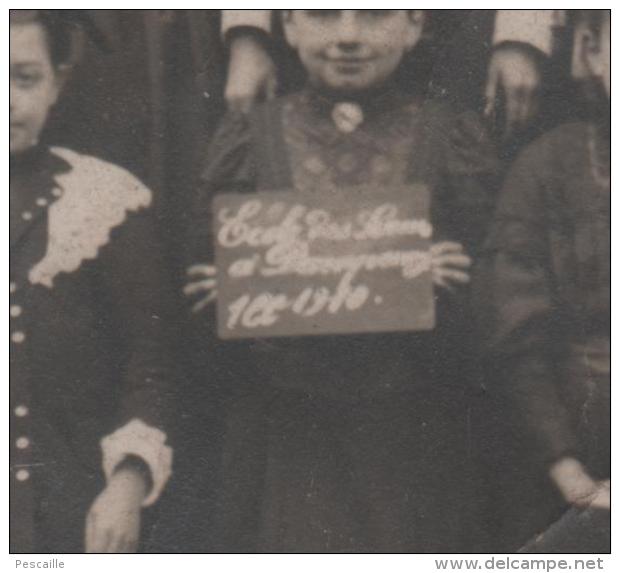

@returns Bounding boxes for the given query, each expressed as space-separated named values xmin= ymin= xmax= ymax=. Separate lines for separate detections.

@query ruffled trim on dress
xmin=29 ymin=147 xmax=152 ymax=288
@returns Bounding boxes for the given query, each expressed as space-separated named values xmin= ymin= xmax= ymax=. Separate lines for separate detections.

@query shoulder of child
xmin=511 ymin=121 xmax=590 ymax=176
xmin=49 ymin=147 xmax=153 ymax=211
xmin=201 ymin=109 xmax=258 ymax=185
xmin=417 ymin=100 xmax=486 ymax=145
xmin=28 ymin=147 xmax=153 ymax=287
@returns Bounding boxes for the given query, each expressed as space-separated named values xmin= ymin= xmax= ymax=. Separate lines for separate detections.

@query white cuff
xmin=221 ymin=10 xmax=272 ymax=37
xmin=493 ymin=10 xmax=560 ymax=56
xmin=101 ymin=418 xmax=173 ymax=507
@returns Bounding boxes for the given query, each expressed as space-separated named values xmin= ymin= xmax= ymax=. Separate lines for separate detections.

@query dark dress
xmin=475 ymin=121 xmax=610 ymax=551
xmin=10 ymin=146 xmax=175 ymax=553
xmin=186 ymin=88 xmax=499 ymax=552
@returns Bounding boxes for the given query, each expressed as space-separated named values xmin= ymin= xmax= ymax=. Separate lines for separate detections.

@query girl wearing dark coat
xmin=184 ymin=10 xmax=498 ymax=552
xmin=475 ymin=10 xmax=610 ymax=552
xmin=10 ymin=10 xmax=174 ymax=553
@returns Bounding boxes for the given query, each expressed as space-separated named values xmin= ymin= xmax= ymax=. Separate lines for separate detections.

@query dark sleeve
xmin=417 ymin=106 xmax=500 ymax=386
xmin=438 ymin=108 xmax=501 ymax=256
xmin=474 ymin=137 xmax=578 ymax=465
xmin=185 ymin=110 xmax=257 ymax=267
xmin=96 ymin=204 xmax=178 ymax=503
xmin=102 ymin=208 xmax=176 ymax=429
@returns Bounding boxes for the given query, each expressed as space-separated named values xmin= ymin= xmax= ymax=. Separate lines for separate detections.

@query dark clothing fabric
xmin=213 ymin=384 xmax=476 ymax=553
xmin=519 ymin=506 xmax=610 ymax=554
xmin=10 ymin=146 xmax=174 ymax=553
xmin=475 ymin=121 xmax=610 ymax=549
xmin=197 ymin=90 xmax=497 ymax=403
xmin=185 ymin=89 xmax=499 ymax=551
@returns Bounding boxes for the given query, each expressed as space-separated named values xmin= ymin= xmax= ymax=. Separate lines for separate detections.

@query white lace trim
xmin=101 ymin=418 xmax=173 ymax=507
xmin=28 ymin=147 xmax=152 ymax=288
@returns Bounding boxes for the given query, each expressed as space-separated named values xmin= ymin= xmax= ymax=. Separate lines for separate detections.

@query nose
xmin=335 ymin=11 xmax=361 ymax=51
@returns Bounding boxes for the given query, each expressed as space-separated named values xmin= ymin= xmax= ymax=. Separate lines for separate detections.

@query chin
xmin=10 ymin=138 xmax=33 ymax=155
xmin=323 ymin=77 xmax=377 ymax=95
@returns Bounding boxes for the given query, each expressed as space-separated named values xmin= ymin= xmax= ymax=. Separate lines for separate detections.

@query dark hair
xmin=10 ymin=10 xmax=76 ymax=67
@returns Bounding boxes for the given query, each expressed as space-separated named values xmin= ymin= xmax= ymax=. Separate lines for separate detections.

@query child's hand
xmin=430 ymin=242 xmax=472 ymax=291
xmin=484 ymin=43 xmax=542 ymax=139
xmin=85 ymin=467 xmax=146 ymax=552
xmin=184 ymin=264 xmax=218 ymax=313
xmin=589 ymin=480 xmax=611 ymax=511
xmin=549 ymin=457 xmax=609 ymax=510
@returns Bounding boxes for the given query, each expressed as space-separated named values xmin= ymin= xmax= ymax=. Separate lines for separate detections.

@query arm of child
xmin=222 ymin=10 xmax=277 ymax=113
xmin=74 ymin=161 xmax=175 ymax=552
xmin=549 ymin=457 xmax=610 ymax=510
xmin=474 ymin=134 xmax=580 ymax=477
xmin=425 ymin=106 xmax=499 ymax=293
xmin=182 ymin=111 xmax=257 ymax=313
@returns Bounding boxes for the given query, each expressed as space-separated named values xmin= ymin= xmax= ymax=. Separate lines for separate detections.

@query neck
xmin=308 ymin=77 xmax=400 ymax=106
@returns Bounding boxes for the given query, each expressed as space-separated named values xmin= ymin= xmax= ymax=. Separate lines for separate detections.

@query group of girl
xmin=9 ymin=9 xmax=610 ymax=553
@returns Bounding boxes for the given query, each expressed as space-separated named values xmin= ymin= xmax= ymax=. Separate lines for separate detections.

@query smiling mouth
xmin=330 ymin=58 xmax=373 ymax=65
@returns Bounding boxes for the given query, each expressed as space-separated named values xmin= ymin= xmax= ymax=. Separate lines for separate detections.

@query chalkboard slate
xmin=214 ymin=184 xmax=435 ymax=339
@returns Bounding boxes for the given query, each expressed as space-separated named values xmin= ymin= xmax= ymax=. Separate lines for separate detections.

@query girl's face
xmin=10 ymin=22 xmax=62 ymax=154
xmin=283 ymin=10 xmax=423 ymax=96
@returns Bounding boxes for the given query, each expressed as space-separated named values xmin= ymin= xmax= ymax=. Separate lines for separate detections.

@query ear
xmin=404 ymin=10 xmax=425 ymax=51
xmin=281 ymin=10 xmax=298 ymax=50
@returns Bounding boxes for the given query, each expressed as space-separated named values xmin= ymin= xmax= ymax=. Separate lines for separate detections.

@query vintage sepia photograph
xmin=9 ymin=8 xmax=610 ymax=556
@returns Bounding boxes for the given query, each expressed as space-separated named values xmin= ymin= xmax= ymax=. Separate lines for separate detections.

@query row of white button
xmin=16 ymin=469 xmax=30 ymax=481
xmin=11 ymin=279 xmax=32 ymax=483
xmin=11 ymin=331 xmax=26 ymax=344
xmin=20 ymin=190 xmax=59 ymax=223
xmin=10 ymin=282 xmax=25 ymax=344
xmin=16 ymin=436 xmax=30 ymax=449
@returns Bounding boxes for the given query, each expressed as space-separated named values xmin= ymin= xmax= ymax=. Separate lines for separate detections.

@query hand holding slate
xmin=184 ymin=241 xmax=471 ymax=317
xmin=430 ymin=241 xmax=472 ymax=291
xmin=184 ymin=264 xmax=218 ymax=313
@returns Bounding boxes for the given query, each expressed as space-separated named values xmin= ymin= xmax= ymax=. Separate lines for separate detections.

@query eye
xmin=11 ymin=69 xmax=43 ymax=89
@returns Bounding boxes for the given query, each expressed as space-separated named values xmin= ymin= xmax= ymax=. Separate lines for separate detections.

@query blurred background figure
xmin=474 ymin=9 xmax=610 ymax=553
xmin=10 ymin=10 xmax=175 ymax=553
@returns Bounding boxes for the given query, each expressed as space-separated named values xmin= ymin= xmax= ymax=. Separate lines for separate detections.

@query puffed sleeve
xmin=182 ymin=111 xmax=260 ymax=402
xmin=443 ymin=109 xmax=501 ymax=254
xmin=186 ymin=111 xmax=257 ymax=266
xmin=413 ymin=105 xmax=500 ymax=386
xmin=422 ymin=104 xmax=501 ymax=256
xmin=474 ymin=135 xmax=578 ymax=466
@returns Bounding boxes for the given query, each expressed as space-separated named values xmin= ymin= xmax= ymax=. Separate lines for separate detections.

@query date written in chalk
xmin=227 ymin=273 xmax=398 ymax=330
